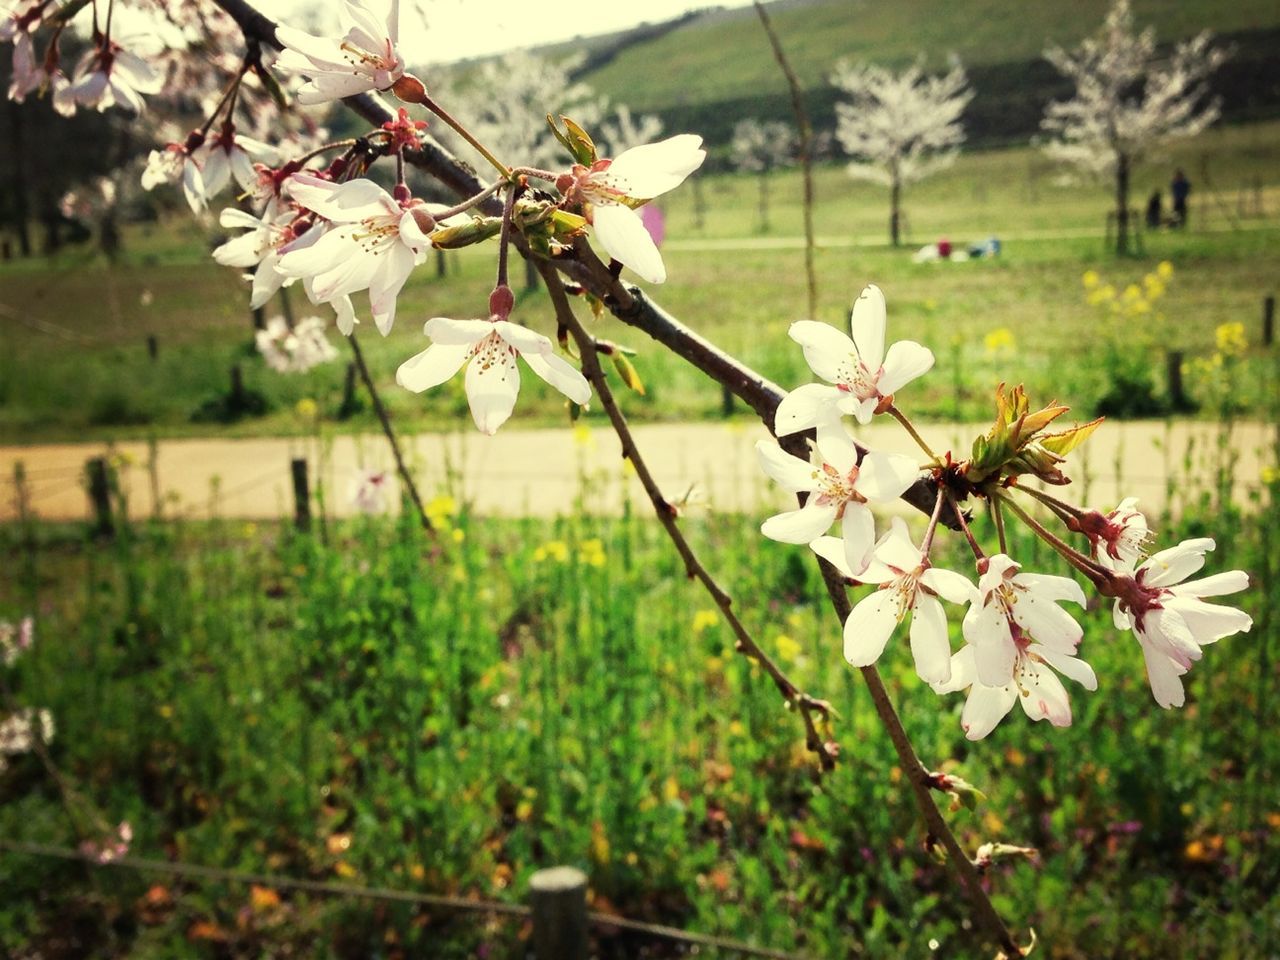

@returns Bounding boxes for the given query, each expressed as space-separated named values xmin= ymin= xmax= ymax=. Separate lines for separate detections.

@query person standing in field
xmin=1171 ymin=169 xmax=1191 ymax=227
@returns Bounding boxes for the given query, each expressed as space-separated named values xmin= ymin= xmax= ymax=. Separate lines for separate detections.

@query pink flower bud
xmin=489 ymin=285 xmax=514 ymax=320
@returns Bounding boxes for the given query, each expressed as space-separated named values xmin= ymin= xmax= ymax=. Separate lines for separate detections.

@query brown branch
xmin=752 ymin=0 xmax=818 ymax=319
xmin=347 ymin=334 xmax=435 ymax=537
xmin=540 ymin=263 xmax=835 ymax=770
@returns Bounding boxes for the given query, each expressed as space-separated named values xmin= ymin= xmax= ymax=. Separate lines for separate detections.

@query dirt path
xmin=0 ymin=420 xmax=1272 ymax=523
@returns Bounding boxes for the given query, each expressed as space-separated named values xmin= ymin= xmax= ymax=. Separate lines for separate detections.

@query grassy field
xmin=0 ymin=122 xmax=1277 ymax=443
xmin=0 ymin=458 xmax=1276 ymax=957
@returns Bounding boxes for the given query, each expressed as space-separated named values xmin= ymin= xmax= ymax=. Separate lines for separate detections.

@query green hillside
xmin=554 ymin=0 xmax=1280 ymax=152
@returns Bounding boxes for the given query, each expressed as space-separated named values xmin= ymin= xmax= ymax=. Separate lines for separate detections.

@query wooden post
xmin=1166 ymin=351 xmax=1188 ymax=411
xmin=721 ymin=383 xmax=734 ymax=418
xmin=146 ymin=334 xmax=158 ymax=360
xmin=530 ymin=866 xmax=589 ymax=960
xmin=251 ymin=306 xmax=266 ymax=331
xmin=230 ymin=364 xmax=246 ymax=412
xmin=86 ymin=457 xmax=114 ymax=538
xmin=338 ymin=361 xmax=359 ymax=418
xmin=1264 ymin=295 xmax=1275 ymax=348
xmin=291 ymin=458 xmax=311 ymax=532
xmin=435 ymin=247 xmax=447 ymax=278
xmin=147 ymin=435 xmax=162 ymax=520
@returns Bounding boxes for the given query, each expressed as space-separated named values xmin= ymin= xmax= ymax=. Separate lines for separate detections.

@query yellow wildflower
xmin=983 ymin=327 xmax=1016 ymax=356
xmin=1081 ymin=270 xmax=1100 ymax=288
xmin=1157 ymin=260 xmax=1174 ymax=280
xmin=1214 ymin=321 xmax=1246 ymax=357
xmin=692 ymin=609 xmax=719 ymax=635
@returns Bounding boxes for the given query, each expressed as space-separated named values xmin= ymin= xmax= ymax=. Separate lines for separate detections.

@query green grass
xmin=1 ymin=122 xmax=1277 ymax=443
xmin=0 ymin=462 xmax=1276 ymax=957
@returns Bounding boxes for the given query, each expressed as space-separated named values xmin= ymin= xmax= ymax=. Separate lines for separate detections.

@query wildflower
xmin=1111 ymin=538 xmax=1251 ymax=708
xmin=274 ymin=0 xmax=406 ymax=105
xmin=1076 ymin=497 xmax=1153 ymax=570
xmin=755 ymin=427 xmax=918 ymax=574
xmin=1157 ymin=260 xmax=1174 ymax=280
xmin=775 ymin=284 xmax=935 ymax=435
xmin=931 ymin=636 xmax=1097 ymax=740
xmin=814 ymin=517 xmax=977 ymax=683
xmin=963 ymin=554 xmax=1086 ymax=687
xmin=1081 ymin=269 xmax=1100 ymax=288
xmin=0 ymin=616 xmax=34 ymax=667
xmin=691 ymin=610 xmax=719 ymax=635
xmin=277 ymin=174 xmax=439 ymax=335
xmin=396 ymin=287 xmax=592 ymax=435
xmin=349 ymin=468 xmax=393 ymax=514
xmin=558 ymin=134 xmax=706 ymax=284
xmin=983 ymin=327 xmax=1015 ymax=356
xmin=1214 ymin=321 xmax=1246 ymax=358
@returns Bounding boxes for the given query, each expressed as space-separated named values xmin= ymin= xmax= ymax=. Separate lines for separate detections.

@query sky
xmin=263 ymin=0 xmax=757 ymax=62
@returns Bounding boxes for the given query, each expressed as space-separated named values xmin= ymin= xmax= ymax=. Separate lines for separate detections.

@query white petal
xmin=931 ymin=644 xmax=977 ymax=695
xmin=333 ymin=296 xmax=357 ymax=336
xmin=1010 ymin=592 xmax=1083 ymax=653
xmin=493 ymin=320 xmax=554 ymax=357
xmin=961 ymin=682 xmax=1018 ymax=740
xmin=368 ymin=243 xmax=416 ymax=334
xmin=605 ymin=134 xmax=705 ymax=198
xmin=423 ymin=317 xmax=491 ymax=346
xmin=288 ymin=174 xmax=393 ymax=222
xmin=761 ymin=504 xmax=839 ymax=544
xmin=522 ymin=351 xmax=592 ymax=405
xmin=856 ymin=451 xmax=919 ymax=502
xmin=1163 ymin=596 xmax=1252 ymax=644
xmin=465 ymin=336 xmax=521 ymax=434
xmin=788 ymin=320 xmax=858 ymax=385
xmin=200 ymin=148 xmax=230 ymax=198
xmin=592 ymin=204 xmax=666 ymax=283
xmin=909 ymin=595 xmax=952 ymax=684
xmin=841 ymin=503 xmax=877 ymax=575
xmin=249 ymin=258 xmax=286 ymax=309
xmin=877 ymin=340 xmax=935 ymax=397
xmin=1139 ymin=608 xmax=1202 ymax=668
xmin=874 ymin=516 xmax=923 ymax=572
xmin=848 ymin=284 xmax=886 ymax=372
xmin=921 ymin=566 xmax=978 ymax=606
xmin=395 ymin=342 xmax=471 ymax=393
xmin=814 ymin=424 xmax=860 ymax=474
xmin=1140 ymin=638 xmax=1187 ymax=708
xmin=773 ymin=382 xmax=844 ymax=436
xmin=1034 ymin=646 xmax=1098 ymax=691
xmin=1168 ymin=570 xmax=1249 ymax=599
xmin=1139 ymin=538 xmax=1215 ymax=588
xmin=810 ymin=536 xmax=857 ymax=580
xmin=1113 ymin=599 xmax=1134 ymax=631
xmin=1016 ymin=572 xmax=1087 ymax=606
xmin=843 ymin=589 xmax=902 ymax=667
xmin=1016 ymin=660 xmax=1073 ymax=727
xmin=756 ymin=441 xmax=818 ymax=493
xmin=964 ymin=602 xmax=1016 ymax=686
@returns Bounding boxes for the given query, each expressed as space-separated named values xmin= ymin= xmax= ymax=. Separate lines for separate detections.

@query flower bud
xmin=489 ymin=285 xmax=514 ymax=320
xmin=391 ymin=73 xmax=427 ymax=104
xmin=407 ymin=204 xmax=436 ymax=235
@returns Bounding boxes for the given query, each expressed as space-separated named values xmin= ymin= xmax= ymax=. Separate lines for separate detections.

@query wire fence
xmin=0 ymin=839 xmax=807 ymax=960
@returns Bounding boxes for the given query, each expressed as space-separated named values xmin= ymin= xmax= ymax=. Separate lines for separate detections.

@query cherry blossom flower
xmin=931 ymin=641 xmax=1097 ymax=740
xmin=396 ymin=288 xmax=592 ymax=435
xmin=0 ymin=707 xmax=54 ymax=755
xmin=963 ymin=553 xmax=1086 ymax=687
xmin=195 ymin=128 xmax=279 ymax=201
xmin=212 ymin=201 xmax=318 ymax=313
xmin=350 ymin=468 xmax=394 ymax=514
xmin=812 ymin=517 xmax=976 ymax=683
xmin=775 ymin=284 xmax=935 ymax=435
xmin=1111 ymin=538 xmax=1251 ymax=708
xmin=141 ymin=140 xmax=207 ymax=213
xmin=65 ymin=40 xmax=164 ymax=113
xmin=276 ymin=174 xmax=437 ymax=336
xmin=558 ymin=135 xmax=706 ymax=284
xmin=80 ymin=821 xmax=132 ymax=864
xmin=255 ymin=315 xmax=339 ymax=373
xmin=275 ymin=0 xmax=405 ymax=105
xmin=755 ymin=427 xmax=919 ymax=574
xmin=1077 ymin=497 xmax=1153 ymax=569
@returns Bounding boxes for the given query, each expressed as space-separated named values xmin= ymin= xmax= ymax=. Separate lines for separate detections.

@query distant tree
xmin=1040 ymin=0 xmax=1226 ymax=255
xmin=830 ymin=56 xmax=972 ymax=247
xmin=730 ymin=118 xmax=793 ymax=233
xmin=598 ymin=104 xmax=663 ymax=157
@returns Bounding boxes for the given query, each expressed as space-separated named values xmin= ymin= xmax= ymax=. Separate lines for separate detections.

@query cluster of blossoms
xmin=255 ymin=315 xmax=339 ymax=374
xmin=80 ymin=821 xmax=132 ymax=864
xmin=0 ymin=616 xmax=53 ymax=776
xmin=759 ymin=285 xmax=1251 ymax=739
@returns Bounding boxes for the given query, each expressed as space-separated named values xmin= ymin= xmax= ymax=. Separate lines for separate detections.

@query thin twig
xmin=752 ymin=0 xmax=818 ymax=318
xmin=346 ymin=334 xmax=435 ymax=537
xmin=541 ymin=264 xmax=835 ymax=769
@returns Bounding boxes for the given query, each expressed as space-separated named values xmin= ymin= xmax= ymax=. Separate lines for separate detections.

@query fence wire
xmin=0 ymin=839 xmax=807 ymax=960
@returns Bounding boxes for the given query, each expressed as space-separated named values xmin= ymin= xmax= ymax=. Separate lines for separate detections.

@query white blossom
xmin=775 ymin=284 xmax=934 ymax=434
xmin=212 ymin=201 xmax=318 ymax=313
xmin=1112 ymin=538 xmax=1251 ymax=708
xmin=255 ymin=315 xmax=339 ymax=374
xmin=141 ymin=143 xmax=207 ymax=213
xmin=0 ymin=616 xmax=33 ymax=668
xmin=65 ymin=41 xmax=164 ymax=114
xmin=349 ymin=468 xmax=394 ymax=514
xmin=275 ymin=0 xmax=404 ymax=104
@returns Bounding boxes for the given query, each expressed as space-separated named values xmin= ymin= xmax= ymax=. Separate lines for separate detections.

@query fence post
xmin=146 ymin=334 xmax=158 ymax=360
xmin=291 ymin=458 xmax=311 ymax=532
xmin=530 ymin=866 xmax=589 ymax=960
xmin=338 ymin=361 xmax=360 ymax=418
xmin=1264 ymin=295 xmax=1275 ymax=348
xmin=1166 ymin=350 xmax=1188 ymax=411
xmin=721 ymin=383 xmax=734 ymax=418
xmin=86 ymin=456 xmax=114 ymax=538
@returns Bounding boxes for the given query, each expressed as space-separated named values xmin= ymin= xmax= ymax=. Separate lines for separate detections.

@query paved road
xmin=1 ymin=420 xmax=1272 ymax=523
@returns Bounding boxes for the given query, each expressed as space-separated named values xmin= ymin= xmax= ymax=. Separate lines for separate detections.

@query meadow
xmin=0 ymin=459 xmax=1277 ymax=957
xmin=1 ymin=121 xmax=1277 ymax=443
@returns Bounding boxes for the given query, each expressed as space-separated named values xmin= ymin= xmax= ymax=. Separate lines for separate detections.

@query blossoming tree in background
xmin=0 ymin=0 xmax=1256 ymax=954
xmin=830 ymin=55 xmax=972 ymax=246
xmin=1040 ymin=0 xmax=1226 ymax=255
xmin=729 ymin=117 xmax=793 ymax=233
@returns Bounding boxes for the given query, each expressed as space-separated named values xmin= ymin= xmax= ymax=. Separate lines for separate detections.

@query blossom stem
xmin=1011 ymin=480 xmax=1086 ymax=523
xmin=198 ymin=60 xmax=250 ymax=138
xmin=510 ymin=166 xmax=559 ymax=183
xmin=496 ymin=184 xmax=517 ymax=291
xmin=992 ymin=498 xmax=1008 ymax=554
xmin=919 ymin=486 xmax=947 ymax=559
xmin=347 ymin=334 xmax=436 ymax=539
xmin=291 ymin=139 xmax=359 ymax=169
xmin=887 ymin=404 xmax=938 ymax=462
xmin=946 ymin=489 xmax=985 ymax=560
xmin=998 ymin=492 xmax=1111 ymax=586
xmin=427 ymin=179 xmax=506 ymax=221
xmin=395 ymin=149 xmax=406 ymax=188
xmin=420 ymin=93 xmax=511 ymax=179
xmin=540 ymin=264 xmax=836 ymax=769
